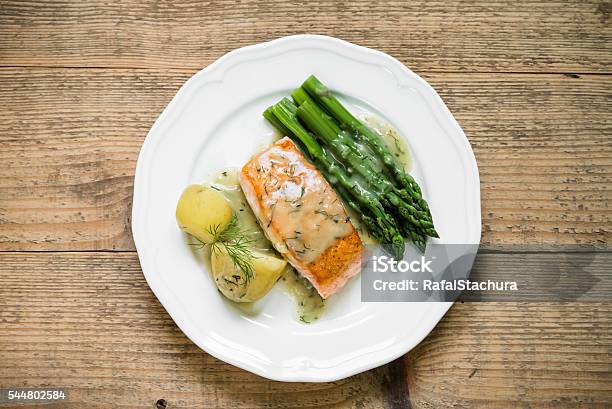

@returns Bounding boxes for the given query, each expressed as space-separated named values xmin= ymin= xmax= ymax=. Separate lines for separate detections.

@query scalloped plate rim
xmin=131 ymin=34 xmax=481 ymax=382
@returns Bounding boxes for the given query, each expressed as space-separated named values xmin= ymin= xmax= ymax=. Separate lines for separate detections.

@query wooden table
xmin=1 ymin=1 xmax=610 ymax=408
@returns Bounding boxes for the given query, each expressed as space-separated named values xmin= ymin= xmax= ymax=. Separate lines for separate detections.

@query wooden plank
xmin=405 ymin=301 xmax=612 ymax=409
xmin=0 ymin=68 xmax=185 ymax=251
xmin=1 ymin=69 xmax=609 ymax=250
xmin=0 ymin=252 xmax=609 ymax=408
xmin=0 ymin=252 xmax=390 ymax=409
xmin=0 ymin=1 xmax=610 ymax=73
xmin=404 ymin=253 xmax=612 ymax=409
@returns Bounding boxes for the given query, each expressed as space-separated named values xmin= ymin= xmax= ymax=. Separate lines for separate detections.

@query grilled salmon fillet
xmin=240 ymin=137 xmax=363 ymax=298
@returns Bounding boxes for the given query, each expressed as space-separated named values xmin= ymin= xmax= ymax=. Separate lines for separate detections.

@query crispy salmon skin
xmin=239 ymin=137 xmax=363 ymax=298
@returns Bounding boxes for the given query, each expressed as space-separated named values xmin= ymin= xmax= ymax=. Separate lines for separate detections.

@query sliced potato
xmin=176 ymin=184 xmax=232 ymax=243
xmin=211 ymin=244 xmax=287 ymax=302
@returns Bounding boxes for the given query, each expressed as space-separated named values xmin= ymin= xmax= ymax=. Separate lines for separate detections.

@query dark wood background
xmin=0 ymin=1 xmax=610 ymax=408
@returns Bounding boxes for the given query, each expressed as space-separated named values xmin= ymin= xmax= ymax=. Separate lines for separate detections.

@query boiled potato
xmin=176 ymin=185 xmax=232 ymax=243
xmin=211 ymin=245 xmax=287 ymax=302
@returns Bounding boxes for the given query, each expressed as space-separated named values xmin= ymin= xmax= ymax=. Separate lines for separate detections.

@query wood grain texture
xmin=0 ymin=252 xmax=387 ymax=409
xmin=405 ymin=300 xmax=612 ymax=409
xmin=0 ymin=2 xmax=610 ymax=408
xmin=0 ymin=252 xmax=609 ymax=409
xmin=0 ymin=1 xmax=610 ymax=73
xmin=404 ymin=254 xmax=612 ymax=409
xmin=0 ymin=69 xmax=610 ymax=250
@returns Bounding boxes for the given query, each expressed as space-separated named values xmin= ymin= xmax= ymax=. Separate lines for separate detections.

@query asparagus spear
xmin=263 ymin=106 xmax=291 ymax=135
xmin=292 ymin=87 xmax=433 ymax=218
xmin=293 ymin=87 xmax=390 ymax=175
xmin=295 ymin=98 xmax=438 ymax=238
xmin=268 ymin=98 xmax=405 ymax=258
xmin=301 ymin=75 xmax=434 ymax=218
xmin=330 ymin=177 xmax=406 ymax=257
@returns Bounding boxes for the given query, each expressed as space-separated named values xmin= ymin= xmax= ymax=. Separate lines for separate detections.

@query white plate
xmin=132 ymin=35 xmax=481 ymax=382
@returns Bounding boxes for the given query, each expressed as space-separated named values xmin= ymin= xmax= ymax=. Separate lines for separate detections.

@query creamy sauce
xmin=212 ymin=169 xmax=273 ymax=254
xmin=362 ymin=114 xmax=412 ymax=172
xmin=246 ymin=143 xmax=353 ymax=264
xmin=211 ymin=168 xmax=325 ymax=323
xmin=279 ymin=266 xmax=325 ymax=323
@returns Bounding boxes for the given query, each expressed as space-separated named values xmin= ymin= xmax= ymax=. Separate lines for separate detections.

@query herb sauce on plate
xmin=212 ymin=168 xmax=325 ymax=323
xmin=205 ymin=114 xmax=409 ymax=322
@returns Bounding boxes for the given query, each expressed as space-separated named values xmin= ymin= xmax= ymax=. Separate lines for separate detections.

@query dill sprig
xmin=190 ymin=214 xmax=258 ymax=284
